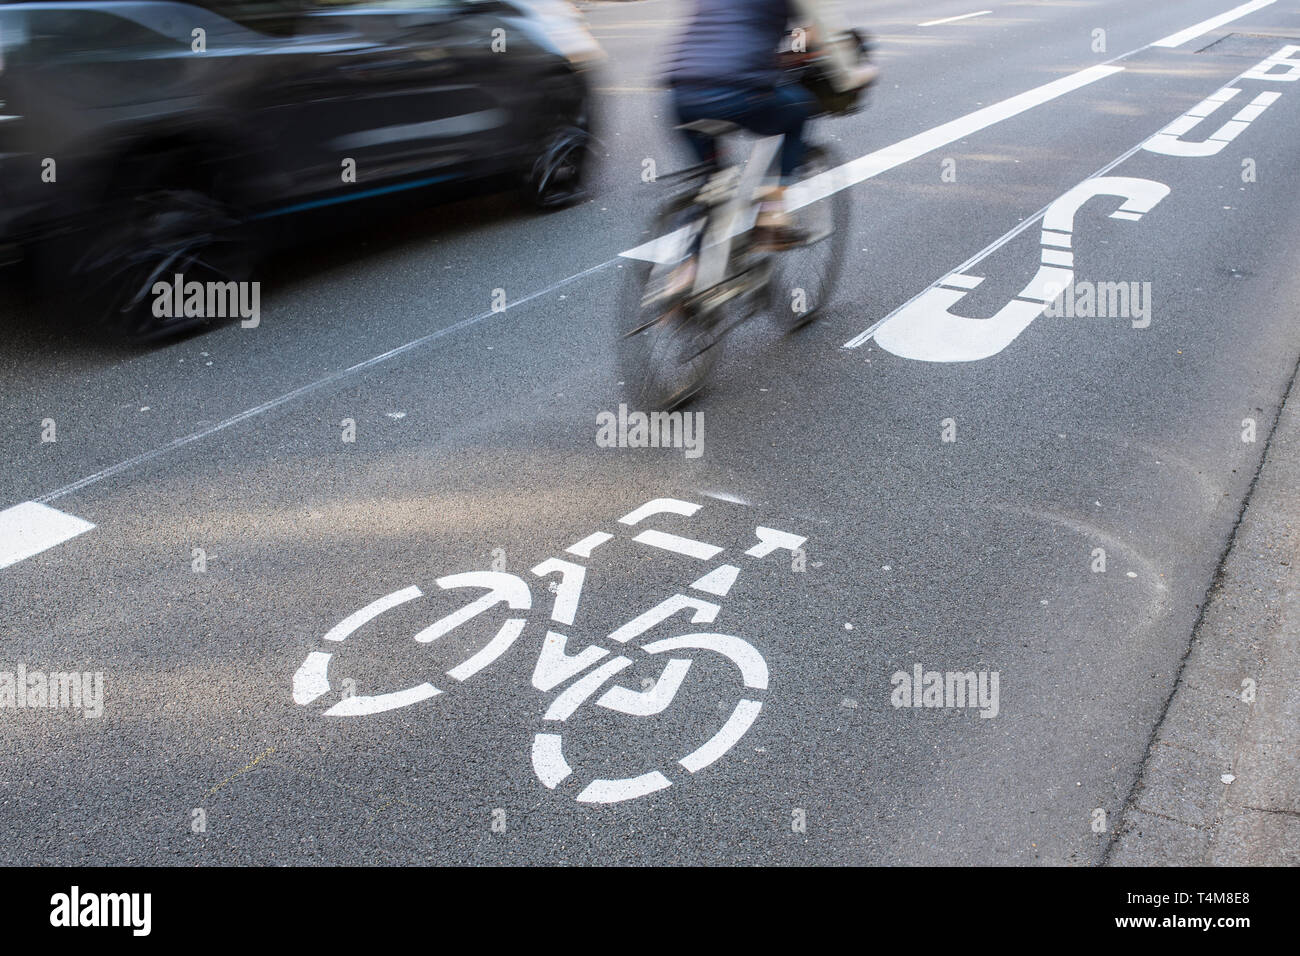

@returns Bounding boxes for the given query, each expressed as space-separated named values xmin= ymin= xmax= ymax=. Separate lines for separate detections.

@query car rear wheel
xmin=71 ymin=185 xmax=249 ymax=344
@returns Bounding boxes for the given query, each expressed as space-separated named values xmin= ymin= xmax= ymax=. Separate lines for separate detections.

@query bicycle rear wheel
xmin=769 ymin=143 xmax=851 ymax=331
xmin=616 ymin=193 xmax=721 ymax=411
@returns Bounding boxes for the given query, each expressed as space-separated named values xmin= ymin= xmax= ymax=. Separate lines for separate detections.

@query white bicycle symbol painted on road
xmin=291 ymin=497 xmax=806 ymax=804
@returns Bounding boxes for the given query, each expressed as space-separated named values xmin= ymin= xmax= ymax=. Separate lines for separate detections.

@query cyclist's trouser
xmin=671 ymin=82 xmax=817 ymax=183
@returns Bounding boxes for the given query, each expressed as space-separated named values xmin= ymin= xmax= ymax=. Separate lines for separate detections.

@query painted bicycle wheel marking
xmin=290 ymin=496 xmax=806 ymax=805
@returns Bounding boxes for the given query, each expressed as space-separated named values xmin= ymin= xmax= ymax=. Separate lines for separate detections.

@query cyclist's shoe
xmin=754 ymin=207 xmax=809 ymax=251
xmin=753 ymin=186 xmax=809 ymax=251
xmin=662 ymin=257 xmax=698 ymax=299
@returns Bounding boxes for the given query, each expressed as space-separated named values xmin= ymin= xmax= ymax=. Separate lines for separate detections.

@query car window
xmin=198 ymin=0 xmax=306 ymax=16
xmin=306 ymin=0 xmax=462 ymax=9
xmin=195 ymin=1 xmax=307 ymax=35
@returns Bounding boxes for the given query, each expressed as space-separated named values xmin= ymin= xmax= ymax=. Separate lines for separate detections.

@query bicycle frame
xmin=692 ymin=133 xmax=785 ymax=295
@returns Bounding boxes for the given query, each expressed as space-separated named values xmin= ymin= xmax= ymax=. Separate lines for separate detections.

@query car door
xmin=241 ymin=0 xmax=521 ymax=212
xmin=311 ymin=0 xmax=524 ymax=181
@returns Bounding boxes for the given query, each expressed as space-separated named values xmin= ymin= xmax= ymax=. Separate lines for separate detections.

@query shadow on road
xmin=0 ymin=178 xmax=561 ymax=362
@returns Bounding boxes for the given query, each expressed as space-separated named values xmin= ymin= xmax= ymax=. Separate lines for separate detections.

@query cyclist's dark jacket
xmin=666 ymin=0 xmax=793 ymax=88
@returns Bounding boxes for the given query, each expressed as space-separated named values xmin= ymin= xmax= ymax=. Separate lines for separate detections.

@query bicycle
xmin=617 ymin=43 xmax=873 ymax=410
xmin=290 ymin=496 xmax=807 ymax=805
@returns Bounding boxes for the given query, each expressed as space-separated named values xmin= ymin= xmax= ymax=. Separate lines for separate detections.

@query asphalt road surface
xmin=3 ymin=0 xmax=1300 ymax=865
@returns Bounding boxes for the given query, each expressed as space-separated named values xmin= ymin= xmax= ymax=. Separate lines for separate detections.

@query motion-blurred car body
xmin=0 ymin=0 xmax=601 ymax=340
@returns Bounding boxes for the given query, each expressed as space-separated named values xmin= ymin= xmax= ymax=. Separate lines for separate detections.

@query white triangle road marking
xmin=0 ymin=501 xmax=96 ymax=570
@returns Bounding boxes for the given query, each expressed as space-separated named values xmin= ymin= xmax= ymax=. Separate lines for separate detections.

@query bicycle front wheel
xmin=770 ymin=143 xmax=851 ymax=331
xmin=615 ymin=192 xmax=721 ymax=411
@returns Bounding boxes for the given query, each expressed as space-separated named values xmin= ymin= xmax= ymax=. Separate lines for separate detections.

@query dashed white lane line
xmin=0 ymin=501 xmax=95 ymax=570
xmin=1152 ymin=0 xmax=1277 ymax=49
xmin=920 ymin=10 xmax=992 ymax=27
xmin=33 ymin=257 xmax=616 ymax=507
xmin=8 ymin=0 xmax=1283 ymax=541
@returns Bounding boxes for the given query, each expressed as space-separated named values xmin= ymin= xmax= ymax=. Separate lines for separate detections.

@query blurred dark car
xmin=0 ymin=0 xmax=601 ymax=340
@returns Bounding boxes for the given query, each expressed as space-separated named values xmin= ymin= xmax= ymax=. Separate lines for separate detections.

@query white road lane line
xmin=620 ymin=64 xmax=1124 ymax=263
xmin=624 ymin=0 xmax=1285 ymax=265
xmin=848 ymin=32 xmax=1295 ymax=354
xmin=19 ymin=4 xmax=1283 ymax=512
xmin=35 ymin=258 xmax=616 ymax=506
xmin=920 ymin=10 xmax=992 ymax=27
xmin=791 ymin=65 xmax=1125 ymax=210
xmin=1152 ymin=0 xmax=1277 ymax=49
xmin=0 ymin=501 xmax=95 ymax=570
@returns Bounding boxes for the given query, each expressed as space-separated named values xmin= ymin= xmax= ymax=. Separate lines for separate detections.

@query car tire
xmin=33 ymin=144 xmax=253 ymax=345
xmin=69 ymin=184 xmax=251 ymax=345
xmin=527 ymin=122 xmax=592 ymax=211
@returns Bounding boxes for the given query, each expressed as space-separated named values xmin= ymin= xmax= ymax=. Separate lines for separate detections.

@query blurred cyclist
xmin=665 ymin=0 xmax=876 ymax=249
